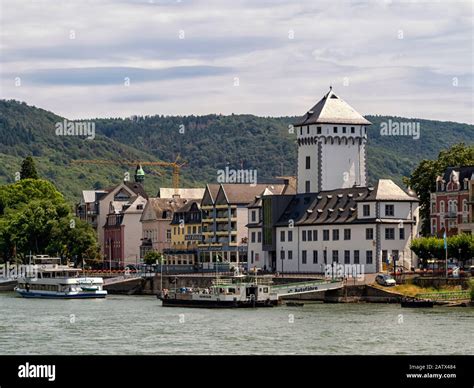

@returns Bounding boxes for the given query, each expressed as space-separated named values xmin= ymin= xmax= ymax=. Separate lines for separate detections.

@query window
xmin=306 ymin=126 xmax=310 ymax=134
xmin=332 ymin=250 xmax=339 ymax=263
xmin=366 ymin=228 xmax=374 ymax=240
xmin=382 ymin=250 xmax=388 ymax=263
xmin=280 ymin=250 xmax=285 ymax=260
xmin=302 ymin=250 xmax=307 ymax=264
xmin=302 ymin=230 xmax=307 ymax=241
xmin=251 ymin=251 xmax=254 ymax=264
xmin=323 ymin=230 xmax=330 ymax=241
xmin=313 ymin=250 xmax=318 ymax=264
xmin=332 ymin=229 xmax=339 ymax=241
xmin=342 ymin=127 xmax=347 ymax=134
xmin=288 ymin=230 xmax=293 ymax=242
xmin=306 ymin=156 xmax=311 ymax=169
xmin=399 ymin=228 xmax=405 ymax=240
xmin=323 ymin=250 xmax=327 ymax=264
xmin=317 ymin=127 xmax=322 ymax=134
xmin=392 ymin=250 xmax=399 ymax=261
xmin=288 ymin=250 xmax=293 ymax=260
xmin=351 ymin=127 xmax=355 ymax=134
xmin=258 ymin=232 xmax=262 ymax=243
xmin=385 ymin=228 xmax=395 ymax=240
xmin=166 ymin=229 xmax=171 ymax=241
xmin=363 ymin=204 xmax=370 ymax=217
xmin=251 ymin=232 xmax=256 ymax=243
xmin=280 ymin=231 xmax=285 ymax=242
xmin=305 ymin=181 xmax=310 ymax=193
xmin=192 ymin=226 xmax=196 ymax=234
xmin=313 ymin=230 xmax=318 ymax=241
xmin=440 ymin=201 xmax=445 ymax=213
xmin=300 ymin=128 xmax=302 ymax=135
xmin=385 ymin=204 xmax=394 ymax=217
xmin=354 ymin=250 xmax=360 ymax=264
xmin=366 ymin=251 xmax=373 ymax=264
xmin=307 ymin=230 xmax=312 ymax=241
xmin=251 ymin=211 xmax=256 ymax=222
xmin=344 ymin=229 xmax=351 ymax=240
xmin=344 ymin=250 xmax=350 ymax=264
xmin=333 ymin=127 xmax=338 ymax=134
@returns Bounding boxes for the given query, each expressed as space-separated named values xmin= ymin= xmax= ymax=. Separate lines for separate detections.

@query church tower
xmin=294 ymin=88 xmax=371 ymax=193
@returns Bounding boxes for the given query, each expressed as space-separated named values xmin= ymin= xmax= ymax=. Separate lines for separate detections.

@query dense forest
xmin=0 ymin=99 xmax=472 ymax=203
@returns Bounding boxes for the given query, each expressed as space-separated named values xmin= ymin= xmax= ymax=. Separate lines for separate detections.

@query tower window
xmin=306 ymin=156 xmax=311 ymax=169
xmin=317 ymin=127 xmax=322 ymax=134
xmin=342 ymin=127 xmax=347 ymax=134
xmin=351 ymin=127 xmax=355 ymax=134
xmin=333 ymin=127 xmax=338 ymax=134
xmin=305 ymin=181 xmax=310 ymax=193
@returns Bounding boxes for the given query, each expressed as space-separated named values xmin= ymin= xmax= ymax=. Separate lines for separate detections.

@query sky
xmin=0 ymin=0 xmax=473 ymax=122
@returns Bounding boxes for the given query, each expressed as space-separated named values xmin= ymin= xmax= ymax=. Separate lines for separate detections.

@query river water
xmin=0 ymin=293 xmax=472 ymax=355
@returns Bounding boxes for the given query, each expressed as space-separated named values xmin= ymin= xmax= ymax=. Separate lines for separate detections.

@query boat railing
xmin=212 ymin=278 xmax=233 ymax=286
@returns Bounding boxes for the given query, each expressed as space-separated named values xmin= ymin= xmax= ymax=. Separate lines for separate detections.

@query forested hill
xmin=1 ymin=99 xmax=472 ymax=202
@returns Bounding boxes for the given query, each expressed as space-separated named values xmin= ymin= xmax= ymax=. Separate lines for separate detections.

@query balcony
xmin=444 ymin=212 xmax=457 ymax=219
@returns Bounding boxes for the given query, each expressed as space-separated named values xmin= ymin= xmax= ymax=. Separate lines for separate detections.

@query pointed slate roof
xmin=294 ymin=88 xmax=371 ymax=126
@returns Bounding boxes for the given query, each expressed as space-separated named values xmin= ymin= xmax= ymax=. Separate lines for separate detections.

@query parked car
xmin=375 ymin=274 xmax=396 ymax=287
xmin=469 ymin=265 xmax=474 ymax=276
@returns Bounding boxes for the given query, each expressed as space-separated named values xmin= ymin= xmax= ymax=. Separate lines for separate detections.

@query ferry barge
xmin=159 ymin=277 xmax=278 ymax=308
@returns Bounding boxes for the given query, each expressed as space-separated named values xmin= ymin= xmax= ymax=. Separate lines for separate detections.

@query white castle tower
xmin=294 ymin=88 xmax=371 ymax=193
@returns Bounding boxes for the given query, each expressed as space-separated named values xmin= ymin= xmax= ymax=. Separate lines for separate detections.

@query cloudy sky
xmin=0 ymin=0 xmax=473 ymax=122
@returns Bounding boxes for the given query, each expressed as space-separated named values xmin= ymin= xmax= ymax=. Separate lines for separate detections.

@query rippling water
xmin=0 ymin=293 xmax=472 ymax=355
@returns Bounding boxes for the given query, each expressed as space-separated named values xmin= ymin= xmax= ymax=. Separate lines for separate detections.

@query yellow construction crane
xmin=72 ymin=156 xmax=186 ymax=189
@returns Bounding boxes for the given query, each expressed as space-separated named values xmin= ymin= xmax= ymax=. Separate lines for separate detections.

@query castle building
xmin=294 ymin=88 xmax=370 ymax=193
xmin=247 ymin=89 xmax=420 ymax=274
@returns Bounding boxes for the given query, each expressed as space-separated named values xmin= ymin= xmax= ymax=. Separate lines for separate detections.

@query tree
xmin=0 ymin=179 xmax=98 ymax=263
xmin=20 ymin=156 xmax=39 ymax=180
xmin=144 ymin=250 xmax=162 ymax=265
xmin=410 ymin=234 xmax=474 ymax=268
xmin=404 ymin=143 xmax=474 ymax=236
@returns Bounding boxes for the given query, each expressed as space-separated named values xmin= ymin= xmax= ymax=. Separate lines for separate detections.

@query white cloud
xmin=0 ymin=0 xmax=472 ymax=122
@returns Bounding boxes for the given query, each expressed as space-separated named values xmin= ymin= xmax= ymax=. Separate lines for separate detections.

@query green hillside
xmin=0 ymin=100 xmax=472 ymax=203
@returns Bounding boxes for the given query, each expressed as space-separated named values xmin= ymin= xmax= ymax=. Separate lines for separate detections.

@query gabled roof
xmin=276 ymin=187 xmax=369 ymax=226
xmin=141 ymin=197 xmax=189 ymax=221
xmin=220 ymin=183 xmax=287 ymax=205
xmin=362 ymin=179 xmax=418 ymax=201
xmin=124 ymin=181 xmax=148 ymax=200
xmin=275 ymin=179 xmax=418 ymax=227
xmin=294 ymin=89 xmax=371 ymax=126
xmin=441 ymin=166 xmax=474 ymax=183
xmin=175 ymin=200 xmax=200 ymax=214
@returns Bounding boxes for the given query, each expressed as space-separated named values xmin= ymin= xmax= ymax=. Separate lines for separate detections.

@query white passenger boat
xmin=14 ymin=256 xmax=107 ymax=299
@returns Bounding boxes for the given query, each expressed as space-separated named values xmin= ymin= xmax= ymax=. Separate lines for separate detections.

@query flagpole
xmin=444 ymin=231 xmax=448 ymax=279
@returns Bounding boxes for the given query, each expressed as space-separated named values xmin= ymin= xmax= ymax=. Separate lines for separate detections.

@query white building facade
xmin=246 ymin=89 xmax=420 ymax=274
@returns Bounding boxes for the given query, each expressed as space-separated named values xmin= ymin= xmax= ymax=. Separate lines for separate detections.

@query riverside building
xmin=247 ymin=89 xmax=420 ymax=274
